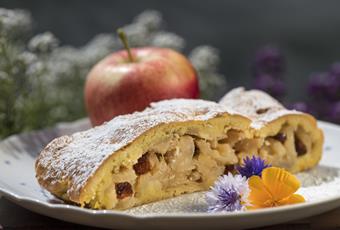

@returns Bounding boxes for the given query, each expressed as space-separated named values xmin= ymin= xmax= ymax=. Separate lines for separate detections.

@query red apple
xmin=84 ymin=47 xmax=199 ymax=126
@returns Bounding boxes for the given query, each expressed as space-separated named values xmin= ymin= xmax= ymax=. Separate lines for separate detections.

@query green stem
xmin=117 ymin=28 xmax=134 ymax=62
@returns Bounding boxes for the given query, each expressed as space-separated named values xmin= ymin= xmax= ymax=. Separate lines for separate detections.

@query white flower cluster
xmin=189 ymin=46 xmax=227 ymax=99
xmin=28 ymin=32 xmax=59 ymax=53
xmin=0 ymin=8 xmax=32 ymax=39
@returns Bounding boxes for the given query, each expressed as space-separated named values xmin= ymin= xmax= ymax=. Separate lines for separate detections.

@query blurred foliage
xmin=0 ymin=8 xmax=226 ymax=138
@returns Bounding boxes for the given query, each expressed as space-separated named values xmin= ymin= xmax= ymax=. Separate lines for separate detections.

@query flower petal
xmin=262 ymin=167 xmax=301 ymax=201
xmin=237 ymin=156 xmax=271 ymax=178
xmin=248 ymin=175 xmax=273 ymax=207
xmin=205 ymin=173 xmax=249 ymax=212
xmin=278 ymin=194 xmax=305 ymax=206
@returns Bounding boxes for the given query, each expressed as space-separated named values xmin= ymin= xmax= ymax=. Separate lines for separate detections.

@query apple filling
xmin=259 ymin=124 xmax=312 ymax=168
xmin=88 ymin=124 xmax=312 ymax=210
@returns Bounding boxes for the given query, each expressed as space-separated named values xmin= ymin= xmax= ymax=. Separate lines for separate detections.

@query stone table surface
xmin=1 ymin=197 xmax=340 ymax=230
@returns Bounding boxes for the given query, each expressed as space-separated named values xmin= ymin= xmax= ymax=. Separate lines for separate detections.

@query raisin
xmin=272 ymin=133 xmax=287 ymax=144
xmin=295 ymin=135 xmax=307 ymax=156
xmin=133 ymin=154 xmax=151 ymax=175
xmin=218 ymin=138 xmax=228 ymax=144
xmin=155 ymin=152 xmax=163 ymax=161
xmin=256 ymin=108 xmax=270 ymax=114
xmin=193 ymin=143 xmax=200 ymax=158
xmin=115 ymin=182 xmax=133 ymax=199
xmin=224 ymin=165 xmax=235 ymax=174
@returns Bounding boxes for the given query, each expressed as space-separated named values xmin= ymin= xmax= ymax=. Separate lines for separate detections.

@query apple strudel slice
xmin=36 ymin=99 xmax=252 ymax=210
xmin=219 ymin=87 xmax=324 ymax=173
xmin=36 ymin=93 xmax=323 ymax=210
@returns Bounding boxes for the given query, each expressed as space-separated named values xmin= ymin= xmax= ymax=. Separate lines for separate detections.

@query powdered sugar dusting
xmin=36 ymin=99 xmax=235 ymax=198
xmin=297 ymin=166 xmax=340 ymax=201
xmin=219 ymin=87 xmax=302 ymax=129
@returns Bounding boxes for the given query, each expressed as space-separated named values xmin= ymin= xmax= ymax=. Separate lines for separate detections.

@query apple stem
xmin=117 ymin=28 xmax=135 ymax=62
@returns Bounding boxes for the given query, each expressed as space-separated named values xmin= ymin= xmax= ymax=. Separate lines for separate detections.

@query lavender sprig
xmin=328 ymin=101 xmax=340 ymax=124
xmin=253 ymin=46 xmax=284 ymax=77
xmin=254 ymin=74 xmax=286 ymax=99
xmin=252 ymin=46 xmax=286 ymax=100
xmin=287 ymin=102 xmax=311 ymax=114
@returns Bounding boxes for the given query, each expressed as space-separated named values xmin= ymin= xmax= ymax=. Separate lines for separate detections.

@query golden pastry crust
xmin=219 ymin=87 xmax=299 ymax=129
xmin=219 ymin=87 xmax=324 ymax=172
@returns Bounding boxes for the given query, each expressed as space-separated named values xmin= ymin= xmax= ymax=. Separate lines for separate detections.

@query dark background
xmin=2 ymin=0 xmax=340 ymax=101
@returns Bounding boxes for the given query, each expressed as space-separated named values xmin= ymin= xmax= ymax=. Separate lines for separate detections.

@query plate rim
xmin=2 ymin=185 xmax=340 ymax=219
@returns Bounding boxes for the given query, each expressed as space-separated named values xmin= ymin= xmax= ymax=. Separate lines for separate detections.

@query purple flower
xmin=287 ymin=102 xmax=310 ymax=113
xmin=308 ymin=70 xmax=340 ymax=101
xmin=308 ymin=73 xmax=328 ymax=98
xmin=252 ymin=46 xmax=286 ymax=100
xmin=206 ymin=173 xmax=249 ymax=212
xmin=326 ymin=74 xmax=340 ymax=101
xmin=306 ymin=63 xmax=340 ymax=124
xmin=236 ymin=156 xmax=271 ymax=178
xmin=254 ymin=46 xmax=285 ymax=77
xmin=328 ymin=101 xmax=340 ymax=124
xmin=254 ymin=74 xmax=286 ymax=99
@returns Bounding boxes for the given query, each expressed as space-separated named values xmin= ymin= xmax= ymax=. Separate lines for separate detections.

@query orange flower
xmin=248 ymin=167 xmax=305 ymax=209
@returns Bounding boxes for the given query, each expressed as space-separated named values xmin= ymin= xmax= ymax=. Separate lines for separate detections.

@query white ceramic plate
xmin=0 ymin=119 xmax=340 ymax=230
